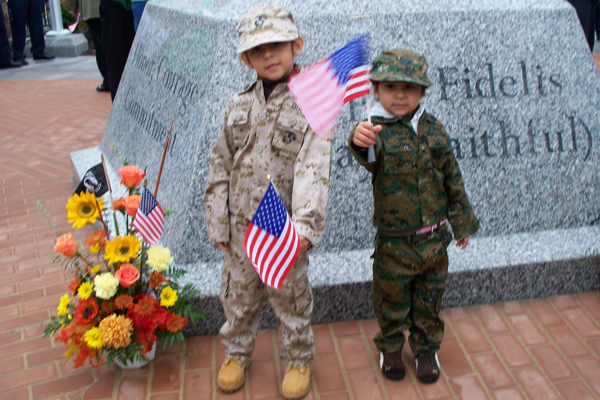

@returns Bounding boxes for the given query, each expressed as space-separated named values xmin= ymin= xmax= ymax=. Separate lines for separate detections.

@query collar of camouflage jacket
xmin=370 ymin=101 xmax=425 ymax=135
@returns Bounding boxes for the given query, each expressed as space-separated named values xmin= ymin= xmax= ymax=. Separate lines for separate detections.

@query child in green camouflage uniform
xmin=204 ymin=5 xmax=331 ymax=400
xmin=348 ymin=49 xmax=479 ymax=383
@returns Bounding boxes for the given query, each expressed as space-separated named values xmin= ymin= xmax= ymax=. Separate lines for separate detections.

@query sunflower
xmin=160 ymin=286 xmax=178 ymax=308
xmin=103 ymin=235 xmax=140 ymax=265
xmin=66 ymin=191 xmax=105 ymax=229
xmin=74 ymin=298 xmax=99 ymax=325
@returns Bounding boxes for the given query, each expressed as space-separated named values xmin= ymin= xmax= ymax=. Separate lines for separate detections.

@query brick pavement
xmin=1 ymin=62 xmax=599 ymax=400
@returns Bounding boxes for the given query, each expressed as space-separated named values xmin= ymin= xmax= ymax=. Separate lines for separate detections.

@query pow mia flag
xmin=74 ymin=163 xmax=109 ymax=197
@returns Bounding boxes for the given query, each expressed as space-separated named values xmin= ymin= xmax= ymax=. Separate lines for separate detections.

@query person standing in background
xmin=595 ymin=3 xmax=600 ymax=42
xmin=100 ymin=0 xmax=134 ymax=101
xmin=7 ymin=0 xmax=54 ymax=64
xmin=566 ymin=0 xmax=598 ymax=51
xmin=0 ymin=0 xmax=22 ymax=68
xmin=67 ymin=0 xmax=109 ymax=92
xmin=131 ymin=0 xmax=146 ymax=31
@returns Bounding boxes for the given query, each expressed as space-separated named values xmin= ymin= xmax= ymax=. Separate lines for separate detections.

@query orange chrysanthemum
xmin=165 ymin=314 xmax=188 ymax=333
xmin=85 ymin=230 xmax=107 ymax=252
xmin=148 ymin=272 xmax=168 ymax=289
xmin=113 ymin=295 xmax=134 ymax=310
xmin=98 ymin=314 xmax=133 ymax=349
xmin=133 ymin=295 xmax=157 ymax=317
xmin=73 ymin=298 xmax=99 ymax=325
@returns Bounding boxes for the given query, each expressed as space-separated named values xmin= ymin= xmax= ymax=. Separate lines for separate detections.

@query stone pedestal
xmin=24 ymin=33 xmax=88 ymax=58
xmin=72 ymin=0 xmax=600 ymax=335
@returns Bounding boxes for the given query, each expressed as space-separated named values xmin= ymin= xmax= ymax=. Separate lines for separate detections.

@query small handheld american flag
xmin=288 ymin=35 xmax=370 ymax=139
xmin=133 ymin=187 xmax=165 ymax=245
xmin=244 ymin=182 xmax=300 ymax=290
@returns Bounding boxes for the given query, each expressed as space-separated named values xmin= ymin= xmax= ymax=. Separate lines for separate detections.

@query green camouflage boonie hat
xmin=236 ymin=6 xmax=299 ymax=54
xmin=371 ymin=49 xmax=432 ymax=87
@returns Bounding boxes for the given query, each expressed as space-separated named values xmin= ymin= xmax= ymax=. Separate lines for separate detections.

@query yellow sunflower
xmin=66 ymin=191 xmax=105 ymax=229
xmin=103 ymin=235 xmax=141 ymax=265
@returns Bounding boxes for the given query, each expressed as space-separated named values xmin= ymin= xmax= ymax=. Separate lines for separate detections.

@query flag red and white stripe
xmin=133 ymin=187 xmax=165 ymax=245
xmin=244 ymin=182 xmax=299 ymax=290
xmin=344 ymin=65 xmax=371 ymax=103
xmin=288 ymin=35 xmax=370 ymax=139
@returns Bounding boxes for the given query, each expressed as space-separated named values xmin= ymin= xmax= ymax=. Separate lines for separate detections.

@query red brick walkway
xmin=1 ymin=77 xmax=600 ymax=400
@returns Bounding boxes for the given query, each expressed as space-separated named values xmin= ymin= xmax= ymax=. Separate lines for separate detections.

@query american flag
xmin=288 ymin=35 xmax=370 ymax=139
xmin=244 ymin=182 xmax=300 ymax=290
xmin=133 ymin=187 xmax=165 ymax=245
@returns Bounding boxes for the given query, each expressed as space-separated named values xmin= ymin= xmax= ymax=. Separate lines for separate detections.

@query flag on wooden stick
xmin=288 ymin=35 xmax=370 ymax=139
xmin=133 ymin=187 xmax=165 ymax=245
xmin=244 ymin=182 xmax=300 ymax=290
xmin=74 ymin=163 xmax=109 ymax=197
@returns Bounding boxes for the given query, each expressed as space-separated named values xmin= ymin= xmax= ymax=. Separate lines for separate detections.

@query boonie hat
xmin=371 ymin=49 xmax=432 ymax=87
xmin=236 ymin=6 xmax=299 ymax=54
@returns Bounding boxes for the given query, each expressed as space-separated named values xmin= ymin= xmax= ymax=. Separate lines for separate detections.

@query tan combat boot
xmin=281 ymin=365 xmax=311 ymax=400
xmin=217 ymin=358 xmax=247 ymax=393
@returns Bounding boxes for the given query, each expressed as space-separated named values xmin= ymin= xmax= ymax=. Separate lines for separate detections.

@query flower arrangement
xmin=44 ymin=164 xmax=206 ymax=369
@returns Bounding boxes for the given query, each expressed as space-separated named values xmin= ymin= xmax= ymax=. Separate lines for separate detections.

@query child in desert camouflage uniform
xmin=348 ymin=49 xmax=479 ymax=384
xmin=203 ymin=6 xmax=331 ymax=399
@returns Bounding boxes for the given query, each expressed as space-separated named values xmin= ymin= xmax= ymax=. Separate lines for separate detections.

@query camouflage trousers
xmin=219 ymin=217 xmax=315 ymax=366
xmin=372 ymin=227 xmax=452 ymax=357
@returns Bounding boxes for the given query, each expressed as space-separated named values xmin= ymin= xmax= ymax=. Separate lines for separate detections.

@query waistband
xmin=380 ymin=219 xmax=447 ymax=238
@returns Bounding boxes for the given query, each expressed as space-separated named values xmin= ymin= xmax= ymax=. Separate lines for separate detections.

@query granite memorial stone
xmin=71 ymin=0 xmax=600 ymax=334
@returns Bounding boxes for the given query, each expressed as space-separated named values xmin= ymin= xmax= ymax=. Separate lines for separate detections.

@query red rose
xmin=117 ymin=166 xmax=146 ymax=189
xmin=115 ymin=263 xmax=140 ymax=288
xmin=54 ymin=233 xmax=78 ymax=257
xmin=122 ymin=195 xmax=141 ymax=217
xmin=112 ymin=198 xmax=125 ymax=210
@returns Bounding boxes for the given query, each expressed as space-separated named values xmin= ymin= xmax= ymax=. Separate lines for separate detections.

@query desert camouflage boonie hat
xmin=371 ymin=49 xmax=432 ymax=87
xmin=236 ymin=6 xmax=299 ymax=54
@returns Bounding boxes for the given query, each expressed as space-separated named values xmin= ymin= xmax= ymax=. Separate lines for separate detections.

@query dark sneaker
xmin=33 ymin=53 xmax=55 ymax=60
xmin=415 ymin=353 xmax=440 ymax=383
xmin=379 ymin=350 xmax=405 ymax=380
xmin=0 ymin=60 xmax=22 ymax=69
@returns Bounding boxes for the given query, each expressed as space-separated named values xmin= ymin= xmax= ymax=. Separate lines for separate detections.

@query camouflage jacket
xmin=204 ymin=79 xmax=331 ymax=246
xmin=348 ymin=111 xmax=479 ymax=239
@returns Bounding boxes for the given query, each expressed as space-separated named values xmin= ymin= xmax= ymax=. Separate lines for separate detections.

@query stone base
xmin=24 ymin=33 xmax=88 ymax=58
xmin=71 ymin=146 xmax=600 ymax=336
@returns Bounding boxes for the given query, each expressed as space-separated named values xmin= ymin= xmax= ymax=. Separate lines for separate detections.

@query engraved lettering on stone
xmin=124 ymin=87 xmax=177 ymax=155
xmin=437 ymin=61 xmax=563 ymax=101
xmin=132 ymin=44 xmax=156 ymax=81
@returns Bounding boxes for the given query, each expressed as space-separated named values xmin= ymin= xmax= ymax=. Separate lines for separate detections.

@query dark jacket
xmin=348 ymin=110 xmax=479 ymax=239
